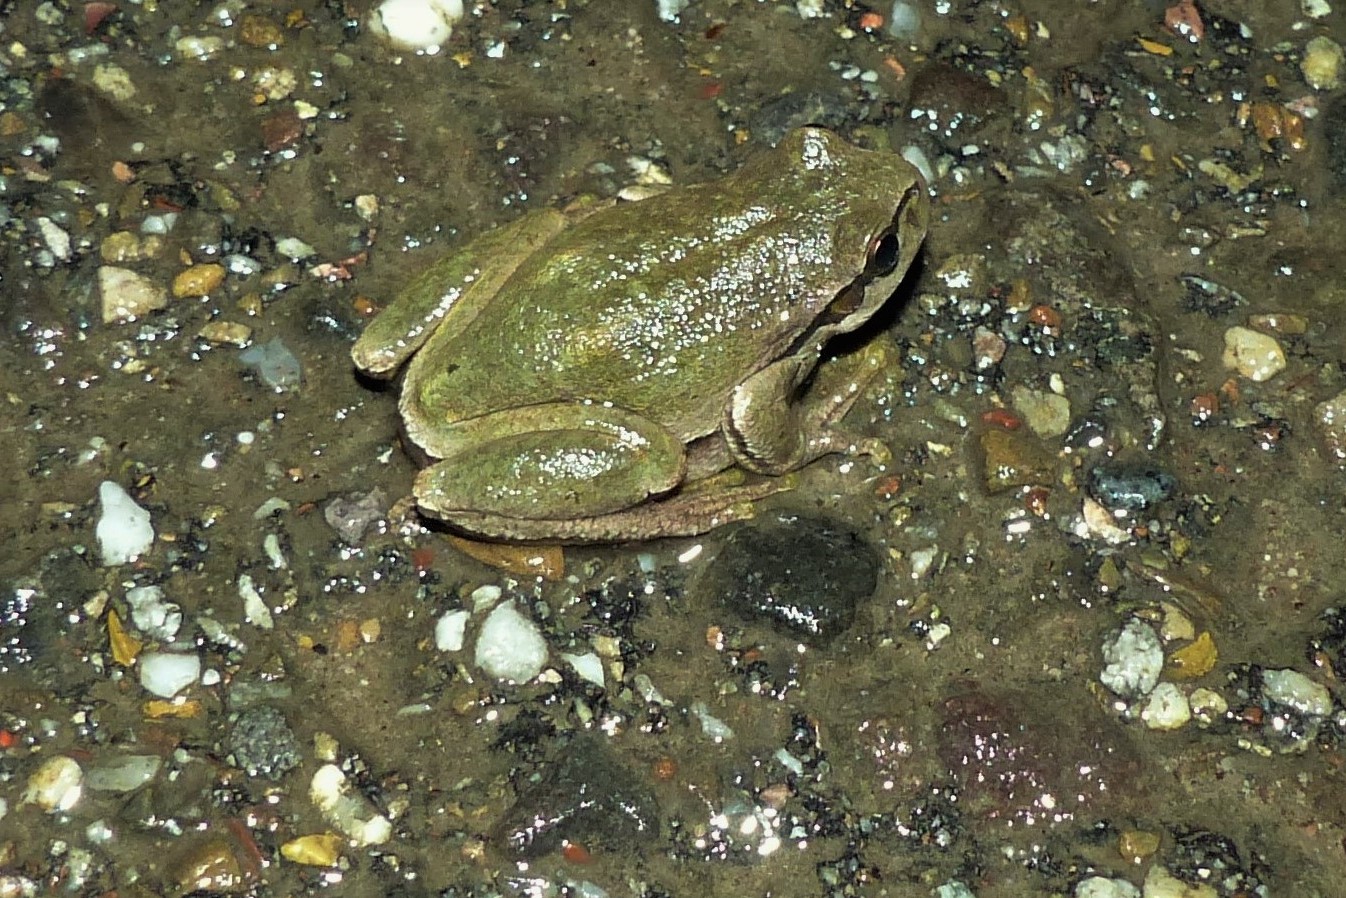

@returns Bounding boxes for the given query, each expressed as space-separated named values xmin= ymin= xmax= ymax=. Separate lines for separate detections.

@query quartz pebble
xmin=474 ymin=601 xmax=548 ymax=683
xmin=368 ymin=0 xmax=463 ymax=51
xmin=1075 ymin=875 xmax=1140 ymax=898
xmin=125 ymin=584 xmax=182 ymax=640
xmin=562 ymin=651 xmax=605 ymax=688
xmin=23 ymin=755 xmax=84 ymax=812
xmin=1221 ymin=326 xmax=1285 ymax=381
xmin=1261 ymin=668 xmax=1332 ymax=716
xmin=1099 ymin=618 xmax=1163 ymax=698
xmin=84 ymin=754 xmax=162 ymax=792
xmin=139 ymin=651 xmax=201 ymax=697
xmin=434 ymin=608 xmax=469 ymax=652
xmin=99 ymin=265 xmax=167 ymax=323
xmin=310 ymin=764 xmax=392 ymax=845
xmin=1141 ymin=682 xmax=1191 ymax=730
xmin=96 ymin=481 xmax=154 ymax=565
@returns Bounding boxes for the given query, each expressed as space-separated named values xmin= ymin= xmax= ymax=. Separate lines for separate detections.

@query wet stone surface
xmin=491 ymin=734 xmax=660 ymax=860
xmin=697 ymin=513 xmax=880 ymax=644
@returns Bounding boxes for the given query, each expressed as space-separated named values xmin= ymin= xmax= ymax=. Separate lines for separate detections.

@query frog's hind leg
xmin=412 ymin=402 xmax=688 ymax=525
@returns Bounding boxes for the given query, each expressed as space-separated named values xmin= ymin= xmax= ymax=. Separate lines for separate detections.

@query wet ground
xmin=3 ymin=1 xmax=1346 ymax=896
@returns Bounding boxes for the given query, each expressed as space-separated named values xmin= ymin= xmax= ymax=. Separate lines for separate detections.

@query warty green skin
xmin=351 ymin=127 xmax=929 ymax=542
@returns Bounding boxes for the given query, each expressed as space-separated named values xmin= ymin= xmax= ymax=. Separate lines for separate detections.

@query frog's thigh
xmin=413 ymin=403 xmax=687 ymax=522
xmin=351 ymin=209 xmax=570 ymax=377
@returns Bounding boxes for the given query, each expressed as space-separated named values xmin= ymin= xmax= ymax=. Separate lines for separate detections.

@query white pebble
xmin=1141 ymin=682 xmax=1191 ymax=730
xmin=562 ymin=651 xmax=605 ymax=688
xmin=691 ymin=701 xmax=735 ymax=741
xmin=470 ymin=583 xmax=502 ymax=611
xmin=238 ymin=573 xmax=274 ymax=630
xmin=1143 ymin=864 xmax=1217 ymax=898
xmin=888 ymin=0 xmax=922 ymax=40
xmin=1099 ymin=618 xmax=1163 ymax=698
xmin=23 ymin=755 xmax=84 ymax=813
xmin=1221 ymin=326 xmax=1286 ymax=382
xmin=368 ymin=0 xmax=463 ymax=52
xmin=656 ymin=0 xmax=691 ymax=22
xmin=84 ymin=754 xmax=162 ymax=792
xmin=138 ymin=651 xmax=201 ymax=698
xmin=1262 ymin=668 xmax=1333 ymax=717
xmin=434 ymin=608 xmax=470 ymax=652
xmin=309 ymin=764 xmax=392 ymax=846
xmin=96 ymin=481 xmax=154 ymax=565
xmin=1188 ymin=687 xmax=1228 ymax=725
xmin=125 ymin=584 xmax=182 ymax=641
xmin=474 ymin=602 xmax=547 ymax=683
xmin=1075 ymin=875 xmax=1140 ymax=898
xmin=36 ymin=216 xmax=72 ymax=261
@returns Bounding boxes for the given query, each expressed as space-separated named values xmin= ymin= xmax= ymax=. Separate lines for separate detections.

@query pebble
xmin=888 ymin=0 xmax=923 ymax=40
xmin=1221 ymin=326 xmax=1285 ymax=382
xmin=1143 ymin=864 xmax=1218 ymax=898
xmin=492 ymin=735 xmax=659 ymax=858
xmin=1099 ymin=618 xmax=1163 ymax=698
xmin=1261 ymin=668 xmax=1332 ymax=716
xmin=84 ymin=754 xmax=162 ymax=792
xmin=562 ymin=651 xmax=605 ymax=688
xmin=475 ymin=601 xmax=548 ymax=683
xmin=198 ymin=320 xmax=252 ymax=347
xmin=227 ymin=706 xmax=300 ymax=780
xmin=126 ymin=584 xmax=182 ymax=640
xmin=1078 ymin=496 xmax=1133 ymax=545
xmin=23 ymin=755 xmax=84 ymax=813
xmin=1188 ymin=687 xmax=1228 ymax=725
xmin=35 ymin=216 xmax=72 ymax=261
xmin=100 ymin=231 xmax=161 ymax=263
xmin=1076 ymin=877 xmax=1140 ymax=898
xmin=1011 ymin=385 xmax=1071 ymax=437
xmin=171 ymin=836 xmax=252 ymax=894
xmin=323 ymin=488 xmax=386 ymax=544
xmin=96 ymin=481 xmax=154 ymax=565
xmin=698 ymin=513 xmax=878 ymax=644
xmin=1141 ymin=682 xmax=1191 ymax=730
xmin=99 ymin=265 xmax=167 ymax=323
xmin=309 ymin=764 xmax=392 ymax=846
xmin=172 ymin=263 xmax=225 ymax=298
xmin=1302 ymin=36 xmax=1344 ymax=91
xmin=368 ymin=0 xmax=463 ymax=51
xmin=1313 ymin=389 xmax=1346 ymax=462
xmin=240 ymin=337 xmax=303 ymax=391
xmin=138 ymin=651 xmax=201 ymax=698
xmin=980 ymin=427 xmax=1056 ymax=493
xmin=1087 ymin=464 xmax=1177 ymax=513
xmin=435 ymin=609 xmax=469 ymax=652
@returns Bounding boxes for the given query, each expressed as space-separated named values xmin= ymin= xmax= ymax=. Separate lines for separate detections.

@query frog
xmin=351 ymin=127 xmax=929 ymax=543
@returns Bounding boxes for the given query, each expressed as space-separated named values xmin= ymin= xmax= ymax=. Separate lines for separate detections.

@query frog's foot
xmin=726 ymin=338 xmax=895 ymax=475
xmin=434 ymin=475 xmax=795 ymax=544
xmin=412 ymin=401 xmax=688 ymax=525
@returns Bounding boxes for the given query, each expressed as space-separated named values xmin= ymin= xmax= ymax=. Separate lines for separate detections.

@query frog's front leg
xmin=724 ymin=340 xmax=894 ymax=475
xmin=411 ymin=402 xmax=689 ymax=525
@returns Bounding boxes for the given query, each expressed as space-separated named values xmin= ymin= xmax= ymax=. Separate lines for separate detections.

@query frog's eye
xmin=865 ymin=230 xmax=901 ymax=278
